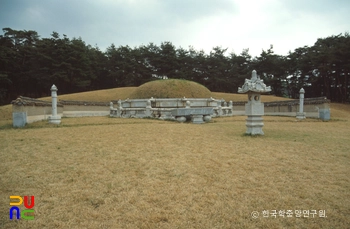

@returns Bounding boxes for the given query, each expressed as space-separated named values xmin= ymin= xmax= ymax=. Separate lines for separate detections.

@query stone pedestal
xmin=191 ymin=115 xmax=204 ymax=124
xmin=245 ymin=92 xmax=265 ymax=135
xmin=296 ymin=112 xmax=306 ymax=119
xmin=48 ymin=116 xmax=61 ymax=124
xmin=48 ymin=84 xmax=61 ymax=124
xmin=246 ymin=116 xmax=264 ymax=135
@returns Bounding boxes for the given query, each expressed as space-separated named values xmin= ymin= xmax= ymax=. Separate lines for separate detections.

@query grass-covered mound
xmin=129 ymin=79 xmax=212 ymax=99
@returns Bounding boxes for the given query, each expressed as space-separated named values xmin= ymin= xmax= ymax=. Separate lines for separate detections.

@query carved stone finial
xmin=51 ymin=84 xmax=58 ymax=91
xmin=238 ymin=70 xmax=272 ymax=94
xmin=251 ymin=70 xmax=258 ymax=82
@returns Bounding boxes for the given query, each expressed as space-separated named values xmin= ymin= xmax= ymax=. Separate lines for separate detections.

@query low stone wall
xmin=11 ymin=97 xmax=109 ymax=124
xmin=11 ymin=96 xmax=63 ymax=123
xmin=231 ymin=102 xmax=246 ymax=116
xmin=60 ymin=100 xmax=110 ymax=117
xmin=264 ymin=97 xmax=330 ymax=118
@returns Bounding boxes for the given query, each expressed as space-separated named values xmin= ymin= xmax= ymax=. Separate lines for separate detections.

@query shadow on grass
xmin=0 ymin=117 xmax=181 ymax=130
xmin=0 ymin=123 xmax=13 ymax=130
xmin=241 ymin=133 xmax=265 ymax=138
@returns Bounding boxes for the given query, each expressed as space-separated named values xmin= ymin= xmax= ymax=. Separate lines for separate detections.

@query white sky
xmin=1 ymin=0 xmax=349 ymax=57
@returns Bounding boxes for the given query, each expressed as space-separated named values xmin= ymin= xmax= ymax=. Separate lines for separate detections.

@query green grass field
xmin=0 ymin=87 xmax=349 ymax=228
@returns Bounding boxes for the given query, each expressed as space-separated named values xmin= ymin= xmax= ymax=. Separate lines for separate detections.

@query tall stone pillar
xmin=48 ymin=84 xmax=61 ymax=124
xmin=296 ymin=88 xmax=306 ymax=119
xmin=238 ymin=70 xmax=271 ymax=135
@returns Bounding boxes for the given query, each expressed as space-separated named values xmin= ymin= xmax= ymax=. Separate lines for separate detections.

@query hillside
xmin=129 ymin=79 xmax=212 ymax=99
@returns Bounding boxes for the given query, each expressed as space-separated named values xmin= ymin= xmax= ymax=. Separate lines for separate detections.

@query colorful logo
xmin=9 ymin=196 xmax=35 ymax=220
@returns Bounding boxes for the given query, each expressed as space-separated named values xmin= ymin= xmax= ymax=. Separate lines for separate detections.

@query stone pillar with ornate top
xmin=296 ymin=88 xmax=306 ymax=119
xmin=48 ymin=84 xmax=61 ymax=124
xmin=238 ymin=70 xmax=271 ymax=135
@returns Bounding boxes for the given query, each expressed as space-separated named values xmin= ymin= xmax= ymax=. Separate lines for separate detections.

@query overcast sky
xmin=1 ymin=0 xmax=349 ymax=57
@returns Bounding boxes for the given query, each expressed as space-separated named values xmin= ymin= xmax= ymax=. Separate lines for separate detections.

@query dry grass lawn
xmin=0 ymin=88 xmax=349 ymax=228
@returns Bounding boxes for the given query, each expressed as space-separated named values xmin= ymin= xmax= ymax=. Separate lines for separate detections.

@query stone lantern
xmin=238 ymin=70 xmax=271 ymax=135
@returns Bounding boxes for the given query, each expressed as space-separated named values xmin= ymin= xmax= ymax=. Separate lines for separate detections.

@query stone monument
xmin=296 ymin=88 xmax=306 ymax=119
xmin=13 ymin=112 xmax=27 ymax=127
xmin=238 ymin=70 xmax=271 ymax=135
xmin=48 ymin=84 xmax=61 ymax=124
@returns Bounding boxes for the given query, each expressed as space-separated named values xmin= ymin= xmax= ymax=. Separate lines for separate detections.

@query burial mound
xmin=129 ymin=79 xmax=212 ymax=99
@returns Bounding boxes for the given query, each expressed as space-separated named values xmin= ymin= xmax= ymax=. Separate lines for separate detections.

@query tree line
xmin=0 ymin=27 xmax=349 ymax=105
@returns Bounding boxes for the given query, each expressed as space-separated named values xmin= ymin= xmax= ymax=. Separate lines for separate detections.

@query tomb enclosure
xmin=11 ymin=85 xmax=331 ymax=127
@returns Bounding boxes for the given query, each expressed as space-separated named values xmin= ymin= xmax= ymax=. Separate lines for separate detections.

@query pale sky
xmin=1 ymin=0 xmax=349 ymax=57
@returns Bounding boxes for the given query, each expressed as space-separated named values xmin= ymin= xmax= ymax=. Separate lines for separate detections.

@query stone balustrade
xmin=109 ymin=97 xmax=233 ymax=123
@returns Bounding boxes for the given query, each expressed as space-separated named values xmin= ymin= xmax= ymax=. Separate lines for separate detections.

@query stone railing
xmin=109 ymin=97 xmax=233 ymax=123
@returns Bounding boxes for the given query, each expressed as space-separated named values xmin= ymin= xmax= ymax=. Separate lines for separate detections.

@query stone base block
xmin=176 ymin=116 xmax=187 ymax=122
xmin=246 ymin=115 xmax=264 ymax=135
xmin=49 ymin=115 xmax=61 ymax=124
xmin=191 ymin=115 xmax=204 ymax=124
xmin=296 ymin=112 xmax=306 ymax=119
